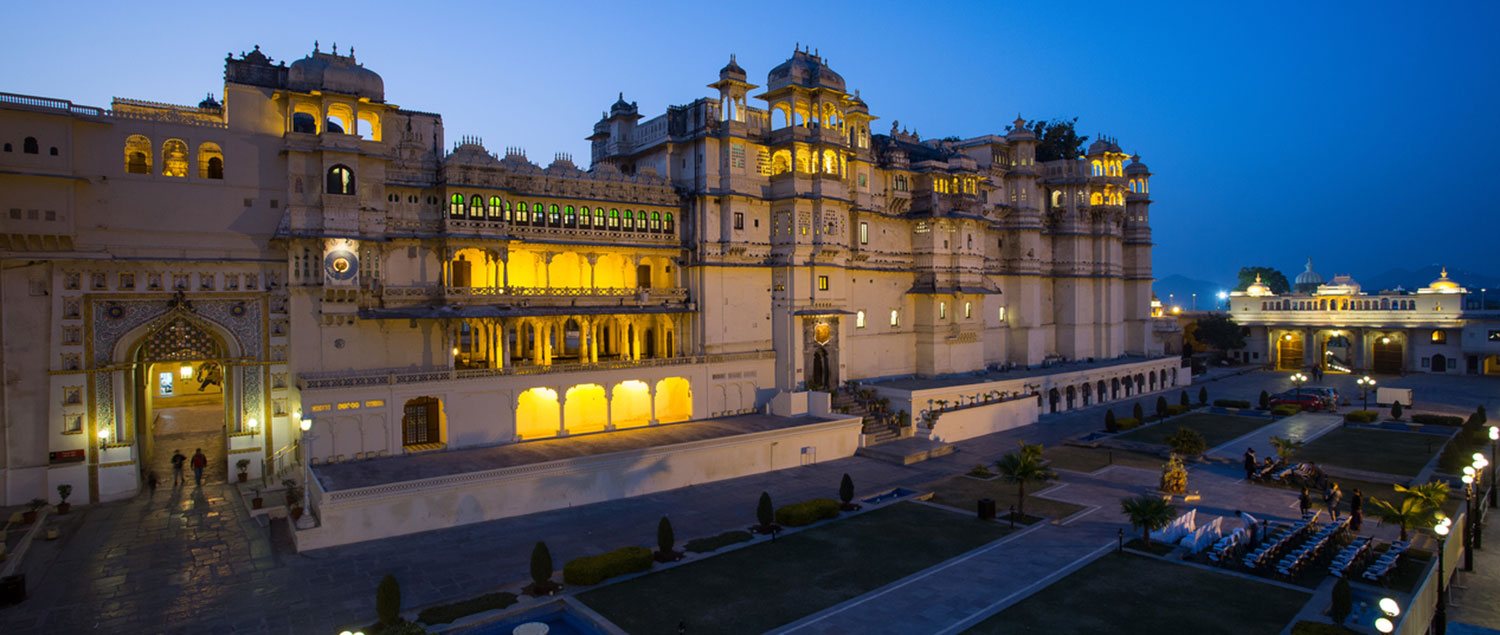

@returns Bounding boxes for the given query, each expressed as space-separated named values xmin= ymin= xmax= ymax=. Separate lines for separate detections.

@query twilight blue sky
xmin=5 ymin=1 xmax=1496 ymax=283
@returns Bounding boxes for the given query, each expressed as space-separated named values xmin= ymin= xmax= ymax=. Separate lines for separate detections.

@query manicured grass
xmin=577 ymin=502 xmax=1008 ymax=634
xmin=964 ymin=552 xmax=1309 ymax=634
xmin=1045 ymin=445 xmax=1164 ymax=473
xmin=924 ymin=475 xmax=1087 ymax=522
xmin=1298 ymin=428 xmax=1448 ymax=477
xmin=416 ymin=591 xmax=517 ymax=625
xmin=682 ymin=529 xmax=753 ymax=553
xmin=1113 ymin=413 xmax=1272 ymax=448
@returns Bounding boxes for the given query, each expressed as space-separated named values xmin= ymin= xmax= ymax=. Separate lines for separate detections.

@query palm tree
xmin=1367 ymin=496 xmax=1428 ymax=542
xmin=1121 ymin=494 xmax=1176 ymax=545
xmin=1395 ymin=481 xmax=1450 ymax=512
xmin=995 ymin=442 xmax=1057 ymax=520
xmin=1270 ymin=435 xmax=1304 ymax=463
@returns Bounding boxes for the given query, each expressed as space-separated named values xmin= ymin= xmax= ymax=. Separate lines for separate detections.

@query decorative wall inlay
xmin=245 ymin=273 xmax=258 ymax=290
xmin=172 ymin=274 xmax=189 ymax=290
xmin=272 ymin=372 xmax=288 ymax=389
xmin=62 ymin=325 xmax=81 ymax=345
xmin=90 ymin=293 xmax=264 ymax=367
xmin=199 ymin=273 xmax=216 ymax=291
xmin=61 ymin=353 xmax=81 ymax=370
xmin=91 ymin=272 xmax=107 ymax=290
xmin=147 ymin=273 xmax=163 ymax=290
xmin=63 ymin=385 xmax=82 ymax=405
xmin=63 ymin=298 xmax=80 ymax=319
xmin=64 ymin=272 xmax=81 ymax=290
xmin=225 ymin=274 xmax=239 ymax=290
xmin=119 ymin=273 xmax=135 ymax=290
xmin=241 ymin=367 xmax=262 ymax=424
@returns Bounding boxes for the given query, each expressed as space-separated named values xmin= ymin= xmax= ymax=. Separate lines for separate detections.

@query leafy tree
xmin=529 ymin=541 xmax=554 ymax=591
xmin=1179 ymin=391 xmax=1190 ymax=407
xmin=1167 ymin=427 xmax=1207 ymax=457
xmin=995 ymin=442 xmax=1057 ymax=520
xmin=1391 ymin=401 xmax=1404 ymax=421
xmin=1259 ymin=390 xmax=1270 ymax=410
xmin=1368 ymin=496 xmax=1426 ymax=542
xmin=1234 ymin=266 xmax=1291 ymax=295
xmin=757 ymin=491 xmax=774 ymax=529
xmin=1121 ymin=494 xmax=1176 ymax=545
xmin=839 ymin=473 xmax=855 ymax=508
xmin=1160 ymin=454 xmax=1189 ymax=494
xmin=1270 ymin=435 xmax=1304 ymax=463
xmin=1394 ymin=481 xmax=1450 ymax=511
xmin=1193 ymin=314 xmax=1247 ymax=351
xmin=1331 ymin=578 xmax=1352 ymax=625
xmin=376 ymin=573 xmax=401 ymax=626
xmin=657 ymin=516 xmax=675 ymax=557
xmin=1025 ymin=117 xmax=1089 ymax=162
xmin=1198 ymin=386 xmax=1208 ymax=405
xmin=1104 ymin=409 xmax=1118 ymax=433
xmin=1156 ymin=396 xmax=1169 ymax=420
xmin=1133 ymin=402 xmax=1144 ymax=422
xmin=1181 ymin=341 xmax=1195 ymax=359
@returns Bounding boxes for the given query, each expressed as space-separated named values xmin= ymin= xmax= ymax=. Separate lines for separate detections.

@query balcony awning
xmin=360 ymin=304 xmax=693 ymax=320
xmin=791 ymin=308 xmax=857 ymax=316
xmin=904 ymin=284 xmax=1002 ymax=295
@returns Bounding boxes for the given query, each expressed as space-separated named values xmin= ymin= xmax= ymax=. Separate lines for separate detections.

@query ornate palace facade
xmin=0 ymin=44 xmax=1165 ymax=506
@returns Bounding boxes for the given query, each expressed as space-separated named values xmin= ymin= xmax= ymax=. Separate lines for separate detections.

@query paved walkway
xmin=1206 ymin=413 xmax=1343 ymax=462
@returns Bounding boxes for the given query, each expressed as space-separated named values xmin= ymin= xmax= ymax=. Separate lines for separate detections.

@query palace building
xmin=0 ymin=44 xmax=1181 ymax=541
xmin=1228 ymin=260 xmax=1500 ymax=375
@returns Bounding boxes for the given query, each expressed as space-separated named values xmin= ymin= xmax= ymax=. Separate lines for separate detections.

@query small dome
xmin=719 ymin=54 xmax=747 ymax=82
xmin=1427 ymin=267 xmax=1461 ymax=292
xmin=1294 ymin=258 xmax=1323 ymax=286
xmin=1245 ymin=273 xmax=1274 ymax=297
xmin=288 ymin=45 xmax=384 ymax=101
xmin=198 ymin=93 xmax=222 ymax=110
xmin=1006 ymin=115 xmax=1036 ymax=142
xmin=1086 ymin=138 xmax=1111 ymax=156
xmin=767 ymin=48 xmax=846 ymax=92
xmin=1125 ymin=155 xmax=1149 ymax=174
xmin=609 ymin=92 xmax=637 ymax=117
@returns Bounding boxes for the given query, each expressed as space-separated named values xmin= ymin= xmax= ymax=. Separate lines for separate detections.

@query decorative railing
xmin=298 ymin=350 xmax=775 ymax=391
xmin=0 ymin=92 xmax=230 ymax=128
xmin=380 ymin=285 xmax=688 ymax=306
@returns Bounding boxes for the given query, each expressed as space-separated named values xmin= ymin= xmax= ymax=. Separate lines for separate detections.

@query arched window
xmin=357 ymin=111 xmax=380 ymax=141
xmin=470 ymin=195 xmax=484 ymax=219
xmin=23 ymin=137 xmax=39 ymax=154
xmin=548 ymin=204 xmax=561 ymax=225
xmin=326 ymin=165 xmax=355 ymax=195
xmin=124 ymin=134 xmax=152 ymax=174
xmin=623 ymin=210 xmax=635 ymax=230
xmin=564 ymin=205 xmax=576 ymax=226
xmin=161 ymin=139 xmax=189 ymax=177
xmin=292 ymin=112 xmax=318 ymax=134
xmin=593 ymin=207 xmax=605 ymax=227
xmin=326 ymin=103 xmax=353 ymax=134
xmin=489 ymin=197 xmax=503 ymax=220
xmin=609 ymin=208 xmax=620 ymax=228
xmin=515 ymin=202 xmax=528 ymax=223
xmin=1431 ymin=330 xmax=1446 ymax=344
xmin=449 ymin=194 xmax=466 ymax=217
xmin=663 ymin=212 xmax=674 ymax=233
xmin=856 ymin=310 xmax=866 ymax=328
xmin=198 ymin=142 xmax=224 ymax=179
xmin=532 ymin=202 xmax=545 ymax=226
xmin=651 ymin=211 xmax=662 ymax=231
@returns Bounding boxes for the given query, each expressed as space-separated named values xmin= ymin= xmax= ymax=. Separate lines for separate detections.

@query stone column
xmin=499 ymin=248 xmax=510 ymax=290
xmin=585 ymin=253 xmax=599 ymax=290
xmin=532 ymin=320 xmax=544 ymax=365
xmin=648 ymin=383 xmax=658 ymax=426
xmin=557 ymin=392 xmax=569 ymax=437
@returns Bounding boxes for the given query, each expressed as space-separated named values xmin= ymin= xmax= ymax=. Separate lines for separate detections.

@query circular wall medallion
xmin=105 ymin=304 xmax=126 ymax=320
xmin=324 ymin=249 xmax=359 ymax=282
xmin=813 ymin=322 xmax=832 ymax=346
xmin=230 ymin=303 xmax=247 ymax=317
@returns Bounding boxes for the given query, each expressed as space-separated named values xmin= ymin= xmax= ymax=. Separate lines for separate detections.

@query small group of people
xmin=1307 ymin=365 xmax=1324 ymax=382
xmin=145 ymin=448 xmax=209 ymax=495
xmin=1300 ymin=483 xmax=1363 ymax=531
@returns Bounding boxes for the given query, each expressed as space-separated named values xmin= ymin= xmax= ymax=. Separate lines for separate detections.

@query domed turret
xmin=718 ymin=54 xmax=747 ymax=82
xmin=609 ymin=92 xmax=638 ymax=118
xmin=1294 ymin=258 xmax=1324 ymax=293
xmin=1245 ymin=273 xmax=1275 ymax=297
xmin=1006 ymin=115 xmax=1036 ymax=142
xmin=1086 ymin=138 xmax=1111 ymax=156
xmin=198 ymin=92 xmax=222 ymax=110
xmin=1420 ymin=267 xmax=1464 ymax=294
xmin=1125 ymin=154 xmax=1150 ymax=175
xmin=287 ymin=42 xmax=384 ymax=101
xmin=766 ymin=47 xmax=846 ymax=92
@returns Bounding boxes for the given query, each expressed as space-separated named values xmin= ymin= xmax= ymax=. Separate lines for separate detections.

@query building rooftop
xmin=867 ymin=355 xmax=1165 ymax=391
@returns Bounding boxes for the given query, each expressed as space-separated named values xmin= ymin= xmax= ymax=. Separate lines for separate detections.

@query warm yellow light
xmin=1463 ymin=474 xmax=1474 ymax=484
xmin=1170 ymin=306 xmax=1181 ymax=314
xmin=1379 ymin=597 xmax=1400 ymax=617
xmin=180 ymin=364 xmax=194 ymax=379
xmin=1380 ymin=336 xmax=1391 ymax=344
xmin=1435 ymin=523 xmax=1449 ymax=536
xmin=1283 ymin=334 xmax=1293 ymax=341
xmin=97 ymin=428 xmax=110 ymax=440
xmin=246 ymin=417 xmax=259 ymax=431
xmin=1375 ymin=617 xmax=1393 ymax=633
xmin=452 ymin=347 xmax=460 ymax=357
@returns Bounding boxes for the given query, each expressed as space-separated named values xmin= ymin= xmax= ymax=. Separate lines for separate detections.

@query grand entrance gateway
xmin=0 ymin=43 xmax=1183 ymax=548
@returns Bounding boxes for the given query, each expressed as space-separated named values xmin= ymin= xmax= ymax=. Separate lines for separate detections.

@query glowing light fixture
xmin=1375 ymin=618 xmax=1394 ymax=633
xmin=246 ymin=417 xmax=259 ymax=432
xmin=300 ymin=418 xmax=313 ymax=432
xmin=1464 ymin=466 xmax=1476 ymax=477
xmin=180 ymin=364 xmax=194 ymax=379
xmin=1378 ymin=597 xmax=1400 ymax=617
xmin=1474 ymin=452 xmax=1487 ymax=463
xmin=1489 ymin=426 xmax=1498 ymax=441
xmin=1380 ymin=336 xmax=1391 ymax=344
xmin=1435 ymin=522 xmax=1450 ymax=536
xmin=1463 ymin=474 xmax=1474 ymax=485
xmin=97 ymin=427 xmax=111 ymax=449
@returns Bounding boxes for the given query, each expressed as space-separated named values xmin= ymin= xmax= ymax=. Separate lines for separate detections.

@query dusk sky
xmin=6 ymin=1 xmax=1496 ymax=283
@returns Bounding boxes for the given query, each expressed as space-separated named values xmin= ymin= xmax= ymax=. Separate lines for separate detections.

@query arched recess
xmin=124 ymin=134 xmax=152 ymax=174
xmin=611 ymin=380 xmax=652 ymax=429
xmin=198 ymin=142 xmax=224 ymax=179
xmin=292 ymin=103 xmax=321 ymax=134
xmin=1097 ymin=380 xmax=1107 ymax=402
xmin=161 ymin=139 xmax=189 ymax=177
xmin=357 ymin=110 xmax=381 ymax=141
xmin=326 ymin=103 xmax=354 ymax=134
xmin=654 ymin=377 xmax=692 ymax=424
xmin=1277 ymin=332 xmax=1304 ymax=370
xmin=515 ymin=387 xmax=560 ymax=440
xmin=548 ymin=252 xmax=585 ymax=289
xmin=563 ymin=384 xmax=608 ymax=435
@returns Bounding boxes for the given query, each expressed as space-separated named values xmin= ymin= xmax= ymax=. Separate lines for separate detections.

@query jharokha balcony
xmin=375 ymin=284 xmax=690 ymax=309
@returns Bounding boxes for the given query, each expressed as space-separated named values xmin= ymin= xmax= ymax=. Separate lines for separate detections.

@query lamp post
xmin=299 ymin=415 xmax=314 ymax=504
xmin=1290 ymin=372 xmax=1308 ymax=399
xmin=1216 ymin=290 xmax=1228 ymax=310
xmin=1461 ymin=470 xmax=1475 ymax=570
xmin=1374 ymin=597 xmax=1400 ymax=634
xmin=1356 ymin=376 xmax=1376 ymax=411
xmin=1434 ymin=517 xmax=1451 ymax=635
xmin=1489 ymin=425 xmax=1498 ymax=507
xmin=1475 ymin=454 xmax=1490 ymax=551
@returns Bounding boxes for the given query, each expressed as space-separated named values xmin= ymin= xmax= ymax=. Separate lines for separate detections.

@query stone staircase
xmin=833 ymin=390 xmax=903 ymax=446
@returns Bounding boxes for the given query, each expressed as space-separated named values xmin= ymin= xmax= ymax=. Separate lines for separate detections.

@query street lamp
xmin=1216 ymin=290 xmax=1228 ymax=310
xmin=1475 ymin=454 xmax=1491 ymax=550
xmin=1192 ymin=292 xmax=1197 ymax=311
xmin=1356 ymin=376 xmax=1376 ymax=411
xmin=1488 ymin=425 xmax=1498 ymax=506
xmin=1375 ymin=596 xmax=1400 ymax=633
xmin=1290 ymin=372 xmax=1308 ymax=398
xmin=300 ymin=415 xmax=315 ymax=509
xmin=1461 ymin=470 xmax=1475 ymax=570
xmin=1435 ymin=516 xmax=1451 ymax=635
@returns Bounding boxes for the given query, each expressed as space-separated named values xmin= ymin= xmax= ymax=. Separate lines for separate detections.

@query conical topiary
xmin=757 ymin=491 xmax=774 ymax=530
xmin=376 ymin=573 xmax=401 ymax=626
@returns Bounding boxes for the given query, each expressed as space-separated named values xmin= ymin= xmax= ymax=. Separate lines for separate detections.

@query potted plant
xmin=251 ymin=487 xmax=264 ymax=510
xmin=55 ymin=484 xmax=73 ymax=515
xmin=283 ymin=479 xmax=304 ymax=521
xmin=23 ymin=498 xmax=46 ymax=524
xmin=236 ymin=459 xmax=251 ymax=483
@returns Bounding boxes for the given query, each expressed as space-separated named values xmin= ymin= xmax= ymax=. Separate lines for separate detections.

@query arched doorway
xmin=1097 ymin=380 xmax=1108 ymax=403
xmin=1048 ymin=388 xmax=1060 ymax=413
xmin=1372 ymin=335 xmax=1404 ymax=374
xmin=1111 ymin=378 xmax=1121 ymax=399
xmin=1430 ymin=353 xmax=1447 ymax=374
xmin=810 ymin=348 xmax=830 ymax=391
xmin=1065 ymin=386 xmax=1076 ymax=410
xmin=1277 ymin=332 xmax=1305 ymax=370
xmin=129 ymin=314 xmax=231 ymax=486
xmin=402 ymin=397 xmax=442 ymax=447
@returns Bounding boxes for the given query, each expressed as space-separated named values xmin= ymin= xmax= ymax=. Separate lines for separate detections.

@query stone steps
xmin=856 ymin=437 xmax=956 ymax=465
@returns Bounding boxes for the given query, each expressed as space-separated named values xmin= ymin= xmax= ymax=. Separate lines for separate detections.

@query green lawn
xmin=1113 ymin=413 xmax=1272 ymax=448
xmin=1298 ymin=428 xmax=1448 ymax=477
xmin=1044 ymin=445 xmax=1164 ymax=473
xmin=577 ymin=502 xmax=1009 ymax=634
xmin=964 ymin=552 xmax=1310 ymax=634
xmin=924 ymin=474 xmax=1087 ymax=522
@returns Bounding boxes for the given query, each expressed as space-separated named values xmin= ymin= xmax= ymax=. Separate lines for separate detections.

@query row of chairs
xmin=1362 ymin=540 xmax=1412 ymax=583
xmin=1243 ymin=511 xmax=1322 ymax=569
xmin=1330 ymin=536 xmax=1374 ymax=578
xmin=1208 ymin=526 xmax=1251 ymax=564
xmin=1275 ymin=516 xmax=1351 ymax=577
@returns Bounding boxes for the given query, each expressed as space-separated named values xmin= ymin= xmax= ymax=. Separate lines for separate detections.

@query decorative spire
xmin=1305 ymin=257 xmax=1314 ymax=272
xmin=1440 ymin=266 xmax=1449 ymax=279
xmin=332 ymin=42 xmax=337 ymax=55
xmin=314 ymin=40 xmax=319 ymax=53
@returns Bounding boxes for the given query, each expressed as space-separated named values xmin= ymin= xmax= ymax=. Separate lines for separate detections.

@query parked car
xmin=1302 ymin=386 xmax=1339 ymax=408
xmin=1268 ymin=392 xmax=1325 ymax=411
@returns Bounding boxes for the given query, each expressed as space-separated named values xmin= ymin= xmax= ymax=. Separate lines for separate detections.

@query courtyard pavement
xmin=1 ymin=367 xmax=1494 ymax=634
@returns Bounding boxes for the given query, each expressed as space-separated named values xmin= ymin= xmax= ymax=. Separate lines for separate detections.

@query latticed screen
xmin=145 ymin=317 xmax=219 ymax=360
xmin=403 ymin=397 xmax=439 ymax=445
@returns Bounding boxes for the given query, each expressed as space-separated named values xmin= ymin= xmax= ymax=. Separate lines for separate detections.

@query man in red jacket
xmin=190 ymin=448 xmax=208 ymax=486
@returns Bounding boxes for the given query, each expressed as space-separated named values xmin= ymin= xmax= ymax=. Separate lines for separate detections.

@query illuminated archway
xmin=654 ymin=377 xmax=692 ymax=424
xmin=611 ymin=380 xmax=652 ymax=429
xmin=1276 ymin=332 xmax=1304 ymax=371
xmin=563 ymin=384 xmax=608 ymax=435
xmin=515 ymin=387 xmax=560 ymax=440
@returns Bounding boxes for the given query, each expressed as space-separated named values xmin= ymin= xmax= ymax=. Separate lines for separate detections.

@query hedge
xmin=775 ymin=498 xmax=841 ymax=527
xmin=1343 ymin=410 xmax=1379 ymax=423
xmin=1411 ymin=414 xmax=1464 ymax=426
xmin=1271 ymin=404 xmax=1301 ymax=417
xmin=684 ymin=530 xmax=754 ymax=553
xmin=1115 ymin=417 xmax=1142 ymax=431
xmin=417 ymin=592 xmax=517 ymax=625
xmin=562 ymin=546 xmax=654 ymax=586
xmin=1165 ymin=404 xmax=1190 ymax=416
xmin=1213 ymin=399 xmax=1252 ymax=409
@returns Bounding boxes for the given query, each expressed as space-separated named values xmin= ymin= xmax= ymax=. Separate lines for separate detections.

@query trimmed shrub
xmin=775 ymin=498 xmax=841 ymax=527
xmin=756 ymin=491 xmax=774 ymax=529
xmin=839 ymin=473 xmax=855 ymax=505
xmin=530 ymin=541 xmax=553 ymax=589
xmin=1213 ymin=399 xmax=1252 ymax=409
xmin=1115 ymin=417 xmax=1142 ymax=431
xmin=1155 ymin=396 xmax=1169 ymax=420
xmin=1198 ymin=386 xmax=1208 ymax=405
xmin=376 ymin=574 xmax=401 ymax=626
xmin=417 ymin=592 xmax=517 ymax=626
xmin=1411 ymin=414 xmax=1464 ymax=426
xmin=1167 ymin=427 xmax=1207 ymax=457
xmin=657 ymin=516 xmax=676 ymax=558
xmin=1391 ymin=401 xmax=1403 ymax=421
xmin=1259 ymin=390 xmax=1270 ymax=410
xmin=968 ymin=464 xmax=995 ymax=478
xmin=1344 ymin=410 xmax=1379 ymax=424
xmin=1179 ymin=391 xmax=1190 ymax=407
xmin=1166 ymin=404 xmax=1190 ymax=416
xmin=1271 ymin=404 xmax=1301 ymax=417
xmin=1104 ymin=409 xmax=1119 ymax=432
xmin=1331 ymin=578 xmax=1352 ymax=625
xmin=684 ymin=530 xmax=753 ymax=553
xmin=1133 ymin=402 xmax=1145 ymax=422
xmin=563 ymin=546 xmax=653 ymax=586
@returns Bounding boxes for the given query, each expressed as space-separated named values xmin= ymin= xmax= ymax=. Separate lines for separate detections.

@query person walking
xmin=146 ymin=470 xmax=159 ymax=496
xmin=190 ymin=448 xmax=208 ymax=487
xmin=1330 ymin=483 xmax=1343 ymax=521
xmin=1299 ymin=487 xmax=1312 ymax=516
xmin=1243 ymin=448 xmax=1258 ymax=480
xmin=1349 ymin=488 xmax=1364 ymax=532
xmin=170 ymin=449 xmax=187 ymax=487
